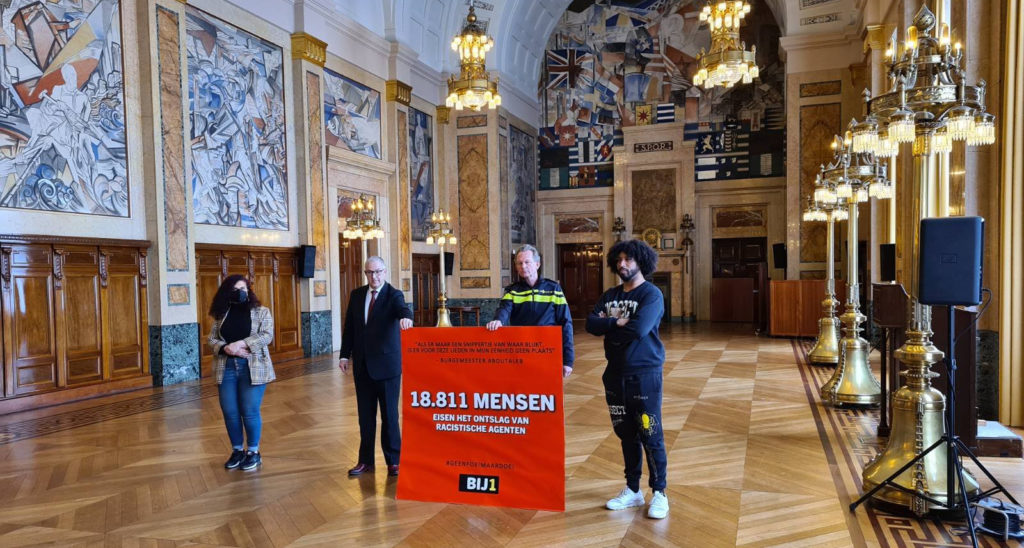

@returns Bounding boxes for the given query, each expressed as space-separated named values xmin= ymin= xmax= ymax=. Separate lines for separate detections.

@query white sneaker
xmin=606 ymin=486 xmax=645 ymax=510
xmin=647 ymin=490 xmax=669 ymax=519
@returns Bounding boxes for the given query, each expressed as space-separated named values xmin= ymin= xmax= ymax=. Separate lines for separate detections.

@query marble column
xmin=291 ymin=32 xmax=333 ymax=356
xmin=141 ymin=0 xmax=200 ymax=385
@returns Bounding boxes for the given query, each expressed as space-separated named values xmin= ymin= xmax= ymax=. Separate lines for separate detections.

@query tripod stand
xmin=850 ymin=305 xmax=1019 ymax=547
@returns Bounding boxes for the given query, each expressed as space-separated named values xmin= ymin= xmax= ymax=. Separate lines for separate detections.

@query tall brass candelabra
xmin=425 ymin=209 xmax=457 ymax=327
xmin=855 ymin=4 xmax=993 ymax=512
xmin=804 ymin=168 xmax=847 ymax=366
xmin=818 ymin=127 xmax=889 ymax=406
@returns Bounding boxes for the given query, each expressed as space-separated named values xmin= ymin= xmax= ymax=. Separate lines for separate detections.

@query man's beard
xmin=617 ymin=266 xmax=639 ymax=282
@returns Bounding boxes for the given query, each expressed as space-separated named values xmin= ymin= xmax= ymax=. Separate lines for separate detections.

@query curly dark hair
xmin=209 ymin=274 xmax=261 ymax=319
xmin=607 ymin=239 xmax=659 ymax=277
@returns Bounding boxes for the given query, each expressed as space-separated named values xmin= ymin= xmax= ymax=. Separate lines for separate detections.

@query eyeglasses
xmin=364 ymin=269 xmax=386 ymax=276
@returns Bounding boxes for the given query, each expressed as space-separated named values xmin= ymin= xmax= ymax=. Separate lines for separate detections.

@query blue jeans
xmin=218 ymin=357 xmax=267 ymax=449
xmin=603 ymin=368 xmax=668 ymax=492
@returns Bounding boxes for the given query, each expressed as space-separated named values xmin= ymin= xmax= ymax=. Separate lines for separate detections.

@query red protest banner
xmin=396 ymin=326 xmax=565 ymax=512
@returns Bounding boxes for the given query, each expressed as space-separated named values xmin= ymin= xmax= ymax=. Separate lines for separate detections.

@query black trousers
xmin=353 ymin=360 xmax=401 ymax=466
xmin=602 ymin=368 xmax=667 ymax=492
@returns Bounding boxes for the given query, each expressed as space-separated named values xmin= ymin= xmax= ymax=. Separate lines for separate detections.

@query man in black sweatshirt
xmin=585 ymin=239 xmax=669 ymax=519
xmin=487 ymin=244 xmax=574 ymax=377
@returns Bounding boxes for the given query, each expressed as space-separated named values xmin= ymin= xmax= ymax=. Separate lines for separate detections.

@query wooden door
xmin=104 ymin=247 xmax=148 ymax=379
xmin=58 ymin=246 xmax=103 ymax=386
xmin=558 ymin=244 xmax=604 ymax=319
xmin=711 ymin=237 xmax=766 ymax=323
xmin=412 ymin=254 xmax=439 ymax=327
xmin=2 ymin=244 xmax=59 ymax=396
xmin=338 ymin=241 xmax=363 ymax=320
xmin=271 ymin=252 xmax=303 ymax=361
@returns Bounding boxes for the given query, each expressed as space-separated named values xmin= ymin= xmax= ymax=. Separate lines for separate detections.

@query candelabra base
xmin=436 ymin=306 xmax=452 ymax=328
xmin=808 ymin=316 xmax=840 ymax=365
xmin=821 ymin=334 xmax=880 ymax=406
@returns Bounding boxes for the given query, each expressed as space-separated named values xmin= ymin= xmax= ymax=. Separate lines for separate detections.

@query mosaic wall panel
xmin=157 ymin=7 xmax=188 ymax=271
xmin=509 ymin=126 xmax=536 ymax=244
xmin=186 ymin=6 xmax=287 ymax=230
xmin=539 ymin=0 xmax=785 ymax=186
xmin=499 ymin=133 xmax=509 ymax=272
xmin=460 ymin=276 xmax=491 ymax=289
xmin=557 ymin=216 xmax=600 ymax=234
xmin=307 ymin=71 xmax=326 ymax=270
xmin=458 ymin=134 xmax=489 ymax=270
xmin=457 ymin=115 xmax=487 ymax=129
xmin=167 ymin=284 xmax=190 ymax=305
xmin=397 ymin=110 xmax=410 ymax=270
xmin=0 ymin=0 xmax=129 ymax=216
xmin=799 ymin=103 xmax=841 ymax=263
xmin=323 ymin=69 xmax=381 ymax=159
xmin=713 ymin=205 xmax=766 ymax=228
xmin=409 ymin=108 xmax=434 ymax=242
xmin=799 ymin=80 xmax=842 ymax=98
xmin=631 ymin=168 xmax=676 ymax=232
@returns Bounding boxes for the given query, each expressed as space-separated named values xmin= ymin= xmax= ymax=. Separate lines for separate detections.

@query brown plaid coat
xmin=208 ymin=305 xmax=276 ymax=385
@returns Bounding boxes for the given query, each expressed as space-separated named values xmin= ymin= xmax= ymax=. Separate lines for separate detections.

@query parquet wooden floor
xmin=0 ymin=323 xmax=1021 ymax=547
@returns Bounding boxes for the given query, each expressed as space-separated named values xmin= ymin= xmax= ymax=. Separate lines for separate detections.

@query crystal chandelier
xmin=342 ymin=194 xmax=384 ymax=240
xmin=693 ymin=1 xmax=759 ymax=89
xmin=446 ymin=5 xmax=501 ymax=111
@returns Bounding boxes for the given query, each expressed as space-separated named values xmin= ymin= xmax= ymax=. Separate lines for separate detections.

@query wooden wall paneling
xmin=195 ymin=248 xmax=224 ymax=377
xmin=104 ymin=247 xmax=148 ymax=378
xmin=59 ymin=246 xmax=104 ymax=386
xmin=2 ymin=245 xmax=11 ymax=398
xmin=3 ymin=244 xmax=59 ymax=396
xmin=769 ymin=281 xmax=802 ymax=336
xmin=799 ymin=280 xmax=825 ymax=336
xmin=250 ymin=250 xmax=276 ymax=352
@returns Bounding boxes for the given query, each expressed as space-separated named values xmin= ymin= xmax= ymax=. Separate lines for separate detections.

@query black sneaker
xmin=224 ymin=449 xmax=246 ymax=469
xmin=240 ymin=451 xmax=262 ymax=471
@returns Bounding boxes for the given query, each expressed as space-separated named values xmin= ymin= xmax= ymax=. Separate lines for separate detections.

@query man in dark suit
xmin=339 ymin=256 xmax=413 ymax=477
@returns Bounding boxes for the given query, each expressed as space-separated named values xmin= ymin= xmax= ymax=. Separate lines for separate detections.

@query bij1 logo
xmin=459 ymin=474 xmax=500 ymax=494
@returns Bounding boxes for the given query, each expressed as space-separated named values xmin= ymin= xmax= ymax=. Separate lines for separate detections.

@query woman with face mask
xmin=207 ymin=274 xmax=276 ymax=471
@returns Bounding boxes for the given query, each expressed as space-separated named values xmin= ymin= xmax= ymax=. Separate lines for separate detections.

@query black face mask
xmin=232 ymin=288 xmax=249 ymax=304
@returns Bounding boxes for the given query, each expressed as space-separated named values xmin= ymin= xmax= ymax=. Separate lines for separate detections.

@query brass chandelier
xmin=342 ymin=195 xmax=384 ymax=241
xmin=446 ymin=5 xmax=501 ymax=111
xmin=693 ymin=1 xmax=759 ymax=89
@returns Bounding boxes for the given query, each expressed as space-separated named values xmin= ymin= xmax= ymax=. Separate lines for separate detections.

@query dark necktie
xmin=368 ymin=289 xmax=377 ymax=318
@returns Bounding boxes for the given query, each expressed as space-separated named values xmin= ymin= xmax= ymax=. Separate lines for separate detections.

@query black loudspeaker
xmin=771 ymin=243 xmax=786 ymax=269
xmin=299 ymin=245 xmax=316 ymax=278
xmin=444 ymin=251 xmax=454 ymax=275
xmin=919 ymin=216 xmax=984 ymax=306
xmin=879 ymin=243 xmax=896 ymax=282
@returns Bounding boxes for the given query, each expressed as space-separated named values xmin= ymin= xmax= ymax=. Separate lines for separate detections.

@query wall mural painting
xmin=0 ymin=0 xmax=128 ymax=216
xmin=186 ymin=7 xmax=287 ymax=230
xmin=508 ymin=126 xmax=536 ymax=244
xmin=323 ymin=68 xmax=381 ymax=159
xmin=409 ymin=107 xmax=433 ymax=241
xmin=540 ymin=0 xmax=784 ymax=189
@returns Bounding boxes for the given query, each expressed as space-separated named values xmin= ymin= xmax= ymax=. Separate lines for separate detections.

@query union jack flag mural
xmin=546 ymin=48 xmax=594 ymax=90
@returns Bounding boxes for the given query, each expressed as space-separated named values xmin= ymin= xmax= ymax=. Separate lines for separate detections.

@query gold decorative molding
xmin=386 ymin=80 xmax=412 ymax=105
xmin=291 ymin=32 xmax=327 ymax=66
xmin=436 ymin=106 xmax=451 ymax=124
xmin=863 ymin=24 xmax=895 ymax=53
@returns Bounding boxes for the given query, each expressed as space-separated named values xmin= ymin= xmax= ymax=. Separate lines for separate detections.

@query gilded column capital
xmin=291 ymin=32 xmax=327 ymax=67
xmin=436 ymin=106 xmax=450 ymax=124
xmin=863 ymin=24 xmax=895 ymax=54
xmin=386 ymin=80 xmax=412 ymax=106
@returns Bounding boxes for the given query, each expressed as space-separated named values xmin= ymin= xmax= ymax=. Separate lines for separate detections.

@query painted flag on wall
xmin=656 ymin=103 xmax=675 ymax=123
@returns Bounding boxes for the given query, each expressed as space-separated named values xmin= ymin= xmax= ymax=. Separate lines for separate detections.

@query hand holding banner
xmin=396 ymin=327 xmax=565 ymax=511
